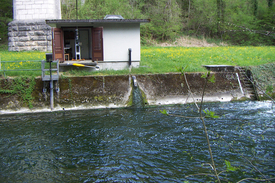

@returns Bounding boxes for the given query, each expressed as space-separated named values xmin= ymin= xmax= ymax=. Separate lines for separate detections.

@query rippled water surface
xmin=0 ymin=101 xmax=274 ymax=182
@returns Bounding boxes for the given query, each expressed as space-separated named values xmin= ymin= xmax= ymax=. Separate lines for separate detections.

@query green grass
xmin=0 ymin=50 xmax=46 ymax=77
xmin=1 ymin=46 xmax=275 ymax=77
xmin=138 ymin=46 xmax=275 ymax=73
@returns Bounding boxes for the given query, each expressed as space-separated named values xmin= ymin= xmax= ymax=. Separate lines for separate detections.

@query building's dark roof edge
xmin=46 ymin=19 xmax=150 ymax=24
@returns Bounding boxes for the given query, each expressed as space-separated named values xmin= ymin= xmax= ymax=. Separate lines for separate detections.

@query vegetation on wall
xmin=0 ymin=76 xmax=36 ymax=108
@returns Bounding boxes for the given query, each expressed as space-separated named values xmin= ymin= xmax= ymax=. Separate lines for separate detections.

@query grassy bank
xmin=0 ymin=46 xmax=275 ymax=77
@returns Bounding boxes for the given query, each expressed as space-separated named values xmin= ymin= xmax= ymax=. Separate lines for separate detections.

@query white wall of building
xmin=102 ymin=23 xmax=141 ymax=62
xmin=13 ymin=0 xmax=61 ymax=20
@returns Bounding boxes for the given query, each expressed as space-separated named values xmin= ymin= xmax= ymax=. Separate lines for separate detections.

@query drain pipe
xmin=132 ymin=76 xmax=137 ymax=87
xmin=50 ymin=61 xmax=54 ymax=110
xmin=128 ymin=48 xmax=132 ymax=66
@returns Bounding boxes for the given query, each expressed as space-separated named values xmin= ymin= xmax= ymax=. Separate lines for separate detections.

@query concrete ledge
xmin=0 ymin=72 xmax=252 ymax=113
xmin=97 ymin=60 xmax=140 ymax=70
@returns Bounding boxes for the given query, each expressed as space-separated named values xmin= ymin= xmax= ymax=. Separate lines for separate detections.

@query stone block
xmin=25 ymin=1 xmax=33 ymax=5
xmin=37 ymin=41 xmax=48 ymax=46
xmin=41 ymin=46 xmax=48 ymax=51
xmin=24 ymin=47 xmax=32 ymax=51
xmin=9 ymin=37 xmax=19 ymax=42
xmin=19 ymin=26 xmax=32 ymax=31
xmin=17 ymin=42 xmax=25 ymax=47
xmin=18 ymin=32 xmax=28 ymax=37
xmin=25 ymin=42 xmax=36 ymax=46
xmin=28 ymin=31 xmax=35 ymax=36
xmin=19 ymin=37 xmax=30 ymax=42
xmin=32 ymin=46 xmax=47 ymax=51
xmin=47 ymin=35 xmax=52 ymax=41
xmin=47 ymin=46 xmax=52 ymax=52
xmin=31 ymin=36 xmax=46 ymax=41
xmin=17 ymin=5 xmax=26 ymax=11
xmin=8 ymin=32 xmax=15 ymax=37
xmin=35 ymin=31 xmax=45 ymax=36
xmin=37 ymin=14 xmax=46 ymax=19
xmin=31 ymin=46 xmax=41 ymax=51
xmin=27 ymin=21 xmax=37 ymax=26
xmin=18 ymin=9 xmax=28 ymax=15
xmin=32 ymin=4 xmax=42 ymax=9
xmin=41 ymin=25 xmax=50 ymax=30
xmin=8 ymin=21 xmax=16 ymax=26
xmin=44 ymin=30 xmax=52 ymax=35
xmin=25 ymin=15 xmax=33 ymax=19
xmin=36 ymin=0 xmax=44 ymax=4
xmin=12 ymin=26 xmax=18 ymax=31
xmin=35 ymin=21 xmax=47 ymax=25
xmin=16 ymin=21 xmax=26 ymax=26
xmin=25 ymin=5 xmax=32 ymax=10
xmin=8 ymin=42 xmax=15 ymax=47
xmin=39 ymin=9 xmax=47 ymax=14
xmin=31 ymin=25 xmax=39 ymax=31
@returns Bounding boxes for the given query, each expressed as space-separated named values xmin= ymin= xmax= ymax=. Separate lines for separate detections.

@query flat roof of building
xmin=46 ymin=19 xmax=150 ymax=27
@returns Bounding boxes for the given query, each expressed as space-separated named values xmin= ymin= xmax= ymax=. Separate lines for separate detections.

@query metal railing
xmin=0 ymin=60 xmax=42 ymax=77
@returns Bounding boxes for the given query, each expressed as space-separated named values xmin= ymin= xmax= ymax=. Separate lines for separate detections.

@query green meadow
xmin=0 ymin=46 xmax=275 ymax=77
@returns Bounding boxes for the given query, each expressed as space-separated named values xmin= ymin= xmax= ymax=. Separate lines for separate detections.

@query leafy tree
xmin=0 ymin=0 xmax=13 ymax=43
xmin=139 ymin=0 xmax=182 ymax=41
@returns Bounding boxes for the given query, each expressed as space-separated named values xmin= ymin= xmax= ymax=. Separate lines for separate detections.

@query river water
xmin=0 ymin=101 xmax=274 ymax=182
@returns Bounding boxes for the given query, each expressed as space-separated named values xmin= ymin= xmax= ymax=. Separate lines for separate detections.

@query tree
xmin=0 ymin=0 xmax=13 ymax=43
xmin=140 ymin=0 xmax=182 ymax=41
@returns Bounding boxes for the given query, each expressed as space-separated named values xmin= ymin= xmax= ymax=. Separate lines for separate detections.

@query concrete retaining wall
xmin=0 ymin=72 xmax=251 ymax=113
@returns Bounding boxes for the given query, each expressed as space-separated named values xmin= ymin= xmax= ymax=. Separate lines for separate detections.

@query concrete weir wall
xmin=0 ymin=72 xmax=250 ymax=113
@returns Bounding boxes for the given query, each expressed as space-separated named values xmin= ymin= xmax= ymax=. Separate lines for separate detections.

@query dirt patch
xmin=151 ymin=36 xmax=227 ymax=47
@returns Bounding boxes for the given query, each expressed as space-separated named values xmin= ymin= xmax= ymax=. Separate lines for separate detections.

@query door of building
xmin=52 ymin=28 xmax=64 ymax=62
xmin=92 ymin=27 xmax=103 ymax=61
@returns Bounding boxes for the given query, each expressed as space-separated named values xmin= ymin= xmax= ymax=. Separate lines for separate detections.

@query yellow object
xmin=72 ymin=63 xmax=86 ymax=67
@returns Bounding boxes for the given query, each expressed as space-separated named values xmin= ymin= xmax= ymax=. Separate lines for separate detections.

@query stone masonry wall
xmin=8 ymin=20 xmax=52 ymax=52
xmin=8 ymin=0 xmax=61 ymax=52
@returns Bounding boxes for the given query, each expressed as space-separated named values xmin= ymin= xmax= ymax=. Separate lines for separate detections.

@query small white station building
xmin=46 ymin=15 xmax=150 ymax=70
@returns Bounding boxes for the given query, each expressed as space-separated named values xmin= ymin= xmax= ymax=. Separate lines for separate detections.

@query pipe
xmin=50 ymin=61 xmax=54 ymax=110
xmin=128 ymin=48 xmax=132 ymax=66
xmin=132 ymin=76 xmax=137 ymax=87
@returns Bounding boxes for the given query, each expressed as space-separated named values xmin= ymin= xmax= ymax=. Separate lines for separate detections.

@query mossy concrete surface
xmin=137 ymin=72 xmax=250 ymax=105
xmin=0 ymin=72 xmax=253 ymax=113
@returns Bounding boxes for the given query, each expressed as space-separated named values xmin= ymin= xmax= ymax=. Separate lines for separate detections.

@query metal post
xmin=50 ymin=61 xmax=54 ymax=110
xmin=76 ymin=0 xmax=78 ymax=19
